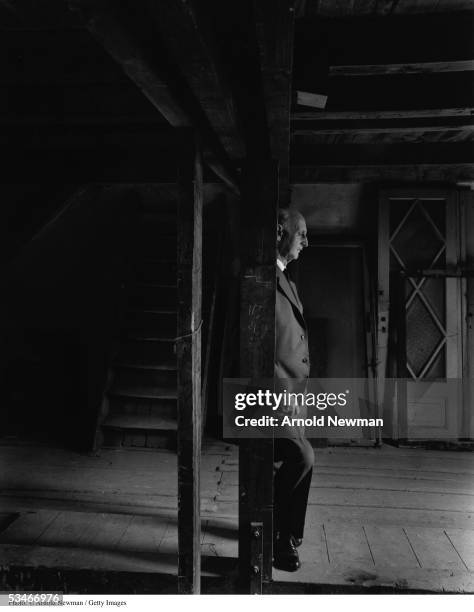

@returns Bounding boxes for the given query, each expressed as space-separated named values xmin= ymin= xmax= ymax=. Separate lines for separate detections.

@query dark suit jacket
xmin=275 ymin=266 xmax=310 ymax=437
xmin=275 ymin=266 xmax=310 ymax=381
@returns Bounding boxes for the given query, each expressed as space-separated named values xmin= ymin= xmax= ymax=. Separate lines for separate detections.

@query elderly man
xmin=273 ymin=208 xmax=314 ymax=572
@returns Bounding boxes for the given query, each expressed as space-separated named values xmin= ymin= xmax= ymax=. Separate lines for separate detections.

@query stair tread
xmin=109 ymin=387 xmax=178 ymax=400
xmin=122 ymin=337 xmax=175 ymax=343
xmin=138 ymin=258 xmax=176 ymax=264
xmin=128 ymin=308 xmax=176 ymax=315
xmin=127 ymin=333 xmax=176 ymax=341
xmin=114 ymin=362 xmax=176 ymax=371
xmin=103 ymin=414 xmax=177 ymax=431
xmin=134 ymin=282 xmax=177 ymax=289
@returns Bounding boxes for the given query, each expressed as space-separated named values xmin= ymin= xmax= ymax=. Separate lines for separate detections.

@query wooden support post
xmin=238 ymin=160 xmax=278 ymax=591
xmin=254 ymin=0 xmax=295 ymax=205
xmin=176 ymin=131 xmax=203 ymax=594
xmin=250 ymin=522 xmax=264 ymax=594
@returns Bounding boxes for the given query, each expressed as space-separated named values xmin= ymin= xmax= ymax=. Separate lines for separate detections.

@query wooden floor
xmin=1 ymin=441 xmax=474 ymax=593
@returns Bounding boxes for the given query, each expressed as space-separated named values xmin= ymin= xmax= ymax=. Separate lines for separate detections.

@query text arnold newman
xmin=234 ymin=415 xmax=384 ymax=427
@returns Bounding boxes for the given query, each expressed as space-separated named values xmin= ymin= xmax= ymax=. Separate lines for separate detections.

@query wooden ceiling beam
xmin=293 ymin=109 xmax=474 ymax=121
xmin=292 ymin=116 xmax=474 ymax=140
xmin=68 ymin=0 xmax=240 ymax=194
xmin=296 ymin=11 xmax=474 ymax=68
xmin=292 ymin=114 xmax=474 ymax=130
xmin=145 ymin=0 xmax=245 ymax=161
xmin=305 ymin=0 xmax=474 ymax=17
xmin=292 ymin=142 xmax=474 ymax=166
xmin=330 ymin=60 xmax=474 ymax=77
xmin=307 ymin=72 xmax=474 ymax=113
xmin=293 ymin=125 xmax=474 ymax=138
xmin=291 ymin=163 xmax=474 ymax=184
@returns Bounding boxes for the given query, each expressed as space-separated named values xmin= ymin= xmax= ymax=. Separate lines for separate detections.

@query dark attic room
xmin=0 ymin=0 xmax=474 ymax=601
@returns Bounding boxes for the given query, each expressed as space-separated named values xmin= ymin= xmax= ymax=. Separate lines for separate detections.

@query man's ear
xmin=277 ymin=223 xmax=283 ymax=242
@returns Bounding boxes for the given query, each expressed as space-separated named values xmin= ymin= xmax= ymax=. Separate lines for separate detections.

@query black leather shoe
xmin=273 ymin=536 xmax=301 ymax=572
xmin=292 ymin=536 xmax=303 ymax=548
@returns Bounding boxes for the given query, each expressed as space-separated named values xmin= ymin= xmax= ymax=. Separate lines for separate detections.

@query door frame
xmin=378 ymin=188 xmax=465 ymax=441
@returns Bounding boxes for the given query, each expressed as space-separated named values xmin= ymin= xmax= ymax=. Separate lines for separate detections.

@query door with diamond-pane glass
xmin=379 ymin=190 xmax=462 ymax=439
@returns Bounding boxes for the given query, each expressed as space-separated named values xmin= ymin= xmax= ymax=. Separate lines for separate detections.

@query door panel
xmin=379 ymin=190 xmax=462 ymax=440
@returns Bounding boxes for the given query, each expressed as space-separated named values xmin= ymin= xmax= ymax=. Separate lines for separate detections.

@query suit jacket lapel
xmin=276 ymin=268 xmax=306 ymax=329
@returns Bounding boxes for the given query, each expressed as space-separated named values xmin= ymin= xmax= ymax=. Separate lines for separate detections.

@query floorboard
xmin=1 ymin=442 xmax=473 ymax=593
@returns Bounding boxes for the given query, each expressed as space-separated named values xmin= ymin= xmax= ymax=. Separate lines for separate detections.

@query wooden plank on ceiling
xmin=292 ymin=116 xmax=474 ymax=135
xmin=330 ymin=60 xmax=474 ymax=77
xmin=293 ymin=109 xmax=474 ymax=121
xmin=300 ymin=12 xmax=474 ymax=67
xmin=292 ymin=129 xmax=474 ymax=146
xmin=145 ymin=0 xmax=245 ymax=161
xmin=320 ymin=72 xmax=474 ymax=113
xmin=291 ymin=142 xmax=474 ymax=165
xmin=291 ymin=163 xmax=474 ymax=183
xmin=306 ymin=0 xmax=474 ymax=17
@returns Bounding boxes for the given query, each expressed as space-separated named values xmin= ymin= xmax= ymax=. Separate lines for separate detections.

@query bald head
xmin=277 ymin=208 xmax=308 ymax=265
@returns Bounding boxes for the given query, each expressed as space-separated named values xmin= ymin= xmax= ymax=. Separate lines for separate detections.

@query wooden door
xmin=378 ymin=190 xmax=463 ymax=440
xmin=298 ymin=242 xmax=378 ymax=444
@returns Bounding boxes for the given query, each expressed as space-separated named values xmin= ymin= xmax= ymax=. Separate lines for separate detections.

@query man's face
xmin=278 ymin=214 xmax=308 ymax=263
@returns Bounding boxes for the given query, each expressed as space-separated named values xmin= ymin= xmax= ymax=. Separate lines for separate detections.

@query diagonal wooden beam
xmin=68 ymin=0 xmax=188 ymax=126
xmin=68 ymin=0 xmax=240 ymax=194
xmin=145 ymin=0 xmax=245 ymax=161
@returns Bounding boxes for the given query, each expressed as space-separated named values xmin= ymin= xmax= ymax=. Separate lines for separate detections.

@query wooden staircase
xmin=99 ymin=198 xmax=179 ymax=450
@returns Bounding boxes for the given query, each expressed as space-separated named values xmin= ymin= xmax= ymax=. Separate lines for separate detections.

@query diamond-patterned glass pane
xmin=424 ymin=345 xmax=446 ymax=380
xmin=390 ymin=250 xmax=403 ymax=272
xmin=420 ymin=199 xmax=445 ymax=236
xmin=406 ymin=295 xmax=443 ymax=377
xmin=422 ymin=278 xmax=445 ymax=324
xmin=389 ymin=199 xmax=415 ymax=233
xmin=391 ymin=204 xmax=444 ymax=270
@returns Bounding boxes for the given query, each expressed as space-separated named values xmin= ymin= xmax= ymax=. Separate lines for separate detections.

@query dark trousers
xmin=273 ymin=436 xmax=314 ymax=540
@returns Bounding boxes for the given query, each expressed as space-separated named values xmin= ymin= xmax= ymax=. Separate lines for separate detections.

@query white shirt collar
xmin=276 ymin=257 xmax=286 ymax=272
